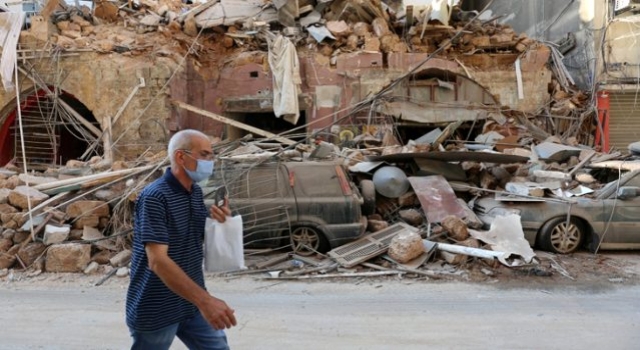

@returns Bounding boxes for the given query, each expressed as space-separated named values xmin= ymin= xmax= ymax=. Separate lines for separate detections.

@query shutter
xmin=609 ymin=91 xmax=640 ymax=153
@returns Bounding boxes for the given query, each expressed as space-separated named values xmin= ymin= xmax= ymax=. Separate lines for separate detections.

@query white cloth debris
xmin=469 ymin=214 xmax=536 ymax=263
xmin=0 ymin=12 xmax=25 ymax=92
xmin=267 ymin=34 xmax=301 ymax=125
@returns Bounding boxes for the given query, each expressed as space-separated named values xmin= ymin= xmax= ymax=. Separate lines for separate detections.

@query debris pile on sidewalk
xmin=0 ymin=153 xmax=167 ymax=277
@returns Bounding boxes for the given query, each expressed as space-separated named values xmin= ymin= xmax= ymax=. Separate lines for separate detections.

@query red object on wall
xmin=595 ymin=90 xmax=610 ymax=152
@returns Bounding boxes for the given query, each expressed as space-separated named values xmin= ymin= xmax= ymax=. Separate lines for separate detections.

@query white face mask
xmin=183 ymin=152 xmax=214 ymax=183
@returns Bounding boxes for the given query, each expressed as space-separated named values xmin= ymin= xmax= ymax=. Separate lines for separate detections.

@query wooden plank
xmin=172 ymin=100 xmax=297 ymax=145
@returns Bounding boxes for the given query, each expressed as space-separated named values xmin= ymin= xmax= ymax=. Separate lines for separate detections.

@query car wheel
xmin=290 ymin=226 xmax=329 ymax=256
xmin=538 ymin=217 xmax=585 ymax=254
xmin=360 ymin=180 xmax=376 ymax=216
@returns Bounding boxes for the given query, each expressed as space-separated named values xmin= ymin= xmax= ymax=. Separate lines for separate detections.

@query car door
xmin=601 ymin=172 xmax=640 ymax=247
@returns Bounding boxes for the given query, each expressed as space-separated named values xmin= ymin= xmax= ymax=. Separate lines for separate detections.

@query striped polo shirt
xmin=126 ymin=168 xmax=209 ymax=332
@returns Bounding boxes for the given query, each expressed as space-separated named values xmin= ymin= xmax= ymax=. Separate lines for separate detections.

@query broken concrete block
xmin=352 ymin=22 xmax=371 ymax=36
xmin=92 ymin=249 xmax=113 ymax=264
xmin=363 ymin=35 xmax=380 ymax=51
xmin=397 ymin=191 xmax=417 ymax=207
xmin=0 ymin=203 xmax=18 ymax=215
xmin=72 ymin=215 xmax=100 ymax=229
xmin=140 ymin=15 xmax=161 ymax=27
xmin=116 ymin=266 xmax=129 ymax=277
xmin=45 ymin=243 xmax=91 ymax=273
xmin=43 ymin=224 xmax=71 ymax=245
xmin=372 ymin=17 xmax=391 ymax=37
xmin=61 ymin=30 xmax=82 ymax=39
xmin=2 ymin=228 xmax=15 ymax=240
xmin=471 ymin=36 xmax=490 ymax=46
xmin=12 ymin=230 xmax=29 ymax=245
xmin=183 ymin=16 xmax=198 ymax=37
xmin=8 ymin=186 xmax=49 ymax=210
xmin=326 ymin=20 xmax=351 ymax=37
xmin=66 ymin=200 xmax=109 ymax=218
xmin=505 ymin=182 xmax=545 ymax=197
xmin=441 ymin=215 xmax=469 ymax=241
xmin=109 ymin=249 xmax=132 ymax=268
xmin=0 ymin=244 xmax=19 ymax=269
xmin=0 ymin=238 xmax=12 ymax=252
xmin=388 ymin=230 xmax=424 ymax=264
xmin=56 ymin=20 xmax=70 ymax=31
xmin=18 ymin=242 xmax=46 ymax=267
xmin=83 ymin=261 xmax=99 ymax=274
xmin=399 ymin=209 xmax=423 ymax=226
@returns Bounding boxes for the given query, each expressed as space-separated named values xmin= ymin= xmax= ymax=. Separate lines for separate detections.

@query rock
xmin=363 ymin=35 xmax=380 ymax=52
xmin=372 ymin=17 xmax=391 ymax=37
xmin=576 ymin=173 xmax=596 ymax=184
xmin=346 ymin=35 xmax=359 ymax=50
xmin=61 ymin=30 xmax=82 ymax=39
xmin=4 ymin=175 xmax=20 ymax=189
xmin=399 ymin=209 xmax=424 ymax=226
xmin=471 ymin=35 xmax=490 ymax=46
xmin=388 ymin=230 xmax=424 ymax=263
xmin=43 ymin=224 xmax=71 ymax=245
xmin=69 ymin=229 xmax=84 ymax=240
xmin=111 ymin=161 xmax=129 ymax=171
xmin=8 ymin=186 xmax=49 ymax=210
xmin=222 ymin=36 xmax=234 ymax=48
xmin=0 ymin=268 xmax=8 ymax=277
xmin=490 ymin=33 xmax=513 ymax=44
xmin=12 ymin=230 xmax=29 ymax=244
xmin=71 ymin=15 xmax=92 ymax=27
xmin=0 ymin=188 xmax=11 ymax=204
xmin=56 ymin=20 xmax=70 ymax=31
xmin=352 ymin=22 xmax=371 ymax=36
xmin=72 ymin=215 xmax=100 ymax=229
xmin=18 ymin=242 xmax=46 ymax=267
xmin=440 ymin=250 xmax=466 ymax=265
xmin=95 ymin=40 xmax=114 ymax=52
xmin=441 ymin=215 xmax=469 ymax=241
xmin=94 ymin=190 xmax=117 ymax=202
xmin=83 ymin=261 xmax=99 ymax=274
xmin=0 ymin=245 xmax=19 ymax=269
xmin=0 ymin=238 xmax=12 ymax=252
xmin=326 ymin=20 xmax=351 ymax=37
xmin=459 ymin=238 xmax=481 ymax=249
xmin=109 ymin=249 xmax=132 ymax=268
xmin=183 ymin=16 xmax=198 ymax=37
xmin=0 ymin=203 xmax=18 ymax=214
xmin=91 ymin=249 xmax=113 ymax=264
xmin=65 ymin=159 xmax=87 ymax=168
xmin=2 ymin=228 xmax=16 ymax=240
xmin=75 ymin=37 xmax=90 ymax=47
xmin=45 ymin=243 xmax=90 ymax=272
xmin=397 ymin=191 xmax=418 ymax=207
xmin=367 ymin=220 xmax=389 ymax=232
xmin=67 ymin=22 xmax=82 ymax=32
xmin=82 ymin=25 xmax=94 ymax=35
xmin=66 ymin=200 xmax=109 ymax=218
xmin=116 ymin=266 xmax=129 ymax=277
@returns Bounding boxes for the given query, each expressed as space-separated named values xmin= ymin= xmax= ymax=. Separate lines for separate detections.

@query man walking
xmin=126 ymin=129 xmax=236 ymax=349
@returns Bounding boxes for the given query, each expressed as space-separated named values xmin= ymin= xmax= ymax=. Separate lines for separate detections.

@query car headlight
xmin=488 ymin=207 xmax=521 ymax=217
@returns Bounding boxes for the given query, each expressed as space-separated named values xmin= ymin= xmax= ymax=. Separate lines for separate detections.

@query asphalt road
xmin=1 ymin=277 xmax=638 ymax=350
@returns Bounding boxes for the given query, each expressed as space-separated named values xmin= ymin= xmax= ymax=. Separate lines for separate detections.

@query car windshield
xmin=596 ymin=170 xmax=639 ymax=198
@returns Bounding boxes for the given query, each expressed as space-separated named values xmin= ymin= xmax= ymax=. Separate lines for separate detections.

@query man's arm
xmin=145 ymin=243 xmax=237 ymax=330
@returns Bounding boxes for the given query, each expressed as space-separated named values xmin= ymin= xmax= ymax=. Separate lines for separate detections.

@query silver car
xmin=474 ymin=170 xmax=640 ymax=254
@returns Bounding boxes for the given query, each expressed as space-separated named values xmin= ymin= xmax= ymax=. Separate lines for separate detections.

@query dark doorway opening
xmin=227 ymin=111 xmax=308 ymax=143
xmin=0 ymin=89 xmax=100 ymax=169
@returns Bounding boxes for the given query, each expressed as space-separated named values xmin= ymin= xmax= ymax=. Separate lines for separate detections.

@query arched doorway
xmin=0 ymin=88 xmax=100 ymax=170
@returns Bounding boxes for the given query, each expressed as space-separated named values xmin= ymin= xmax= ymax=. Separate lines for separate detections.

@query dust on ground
xmin=2 ymin=251 xmax=639 ymax=291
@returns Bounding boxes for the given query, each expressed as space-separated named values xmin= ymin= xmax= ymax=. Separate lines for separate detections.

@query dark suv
xmin=203 ymin=160 xmax=367 ymax=255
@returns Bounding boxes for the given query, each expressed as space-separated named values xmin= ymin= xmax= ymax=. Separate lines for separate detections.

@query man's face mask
xmin=182 ymin=151 xmax=214 ymax=183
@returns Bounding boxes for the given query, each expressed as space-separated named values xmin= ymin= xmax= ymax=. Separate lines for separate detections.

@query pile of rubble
xmin=0 ymin=153 xmax=167 ymax=278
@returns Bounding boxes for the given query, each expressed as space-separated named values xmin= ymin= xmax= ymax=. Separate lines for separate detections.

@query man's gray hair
xmin=168 ymin=129 xmax=209 ymax=166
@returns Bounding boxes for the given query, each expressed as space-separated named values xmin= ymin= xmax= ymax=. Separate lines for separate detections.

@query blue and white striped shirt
xmin=126 ymin=168 xmax=209 ymax=332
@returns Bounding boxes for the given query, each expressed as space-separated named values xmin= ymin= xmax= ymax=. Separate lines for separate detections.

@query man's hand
xmin=199 ymin=296 xmax=237 ymax=330
xmin=210 ymin=197 xmax=231 ymax=222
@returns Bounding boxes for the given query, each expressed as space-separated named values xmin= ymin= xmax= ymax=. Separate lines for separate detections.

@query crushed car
xmin=203 ymin=160 xmax=369 ymax=256
xmin=474 ymin=169 xmax=640 ymax=254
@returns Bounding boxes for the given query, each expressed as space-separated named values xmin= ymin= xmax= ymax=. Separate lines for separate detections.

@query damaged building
xmin=0 ymin=0 xmax=639 ymax=279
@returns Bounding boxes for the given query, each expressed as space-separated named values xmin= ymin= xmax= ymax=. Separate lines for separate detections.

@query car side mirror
xmin=617 ymin=186 xmax=639 ymax=200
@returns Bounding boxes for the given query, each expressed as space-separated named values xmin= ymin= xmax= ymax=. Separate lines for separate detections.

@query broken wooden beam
xmin=172 ymin=100 xmax=297 ymax=146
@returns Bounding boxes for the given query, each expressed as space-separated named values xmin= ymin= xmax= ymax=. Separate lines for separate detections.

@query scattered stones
xmin=388 ymin=230 xmax=425 ymax=264
xmin=441 ymin=215 xmax=470 ymax=241
xmin=45 ymin=243 xmax=91 ymax=273
xmin=83 ymin=261 xmax=100 ymax=274
xmin=109 ymin=249 xmax=132 ymax=268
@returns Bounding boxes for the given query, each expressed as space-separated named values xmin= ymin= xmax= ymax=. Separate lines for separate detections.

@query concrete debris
xmin=388 ymin=230 xmax=424 ymax=263
xmin=45 ymin=243 xmax=91 ymax=272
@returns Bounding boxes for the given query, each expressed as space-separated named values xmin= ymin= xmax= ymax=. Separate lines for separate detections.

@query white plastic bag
xmin=204 ymin=215 xmax=246 ymax=272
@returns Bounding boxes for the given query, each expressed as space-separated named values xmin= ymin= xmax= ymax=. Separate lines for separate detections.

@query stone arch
xmin=0 ymin=88 xmax=100 ymax=169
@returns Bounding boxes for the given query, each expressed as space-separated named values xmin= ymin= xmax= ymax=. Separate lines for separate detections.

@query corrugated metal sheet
xmin=609 ymin=91 xmax=640 ymax=153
